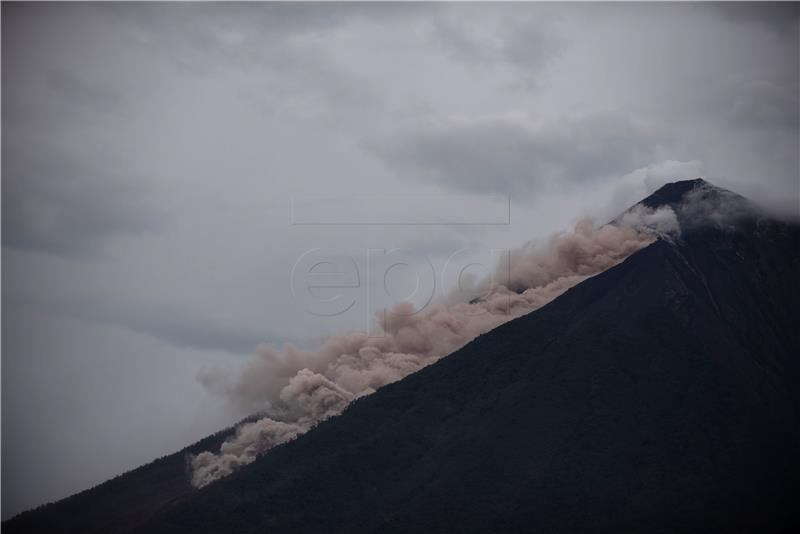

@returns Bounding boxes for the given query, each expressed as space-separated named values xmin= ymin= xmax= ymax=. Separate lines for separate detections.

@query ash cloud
xmin=617 ymin=205 xmax=680 ymax=239
xmin=191 ymin=212 xmax=671 ymax=487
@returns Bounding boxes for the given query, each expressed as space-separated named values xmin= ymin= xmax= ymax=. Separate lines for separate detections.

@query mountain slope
xmin=5 ymin=179 xmax=799 ymax=533
xmin=134 ymin=195 xmax=798 ymax=533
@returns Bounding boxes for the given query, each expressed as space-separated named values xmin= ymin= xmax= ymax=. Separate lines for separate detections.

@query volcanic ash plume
xmin=190 ymin=207 xmax=677 ymax=487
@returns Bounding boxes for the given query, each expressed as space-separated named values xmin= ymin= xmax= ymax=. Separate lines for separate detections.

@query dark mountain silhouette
xmin=5 ymin=179 xmax=799 ymax=533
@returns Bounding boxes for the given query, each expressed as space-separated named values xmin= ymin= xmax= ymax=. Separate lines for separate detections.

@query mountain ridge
xmin=5 ymin=179 xmax=799 ymax=533
xmin=135 ymin=207 xmax=798 ymax=533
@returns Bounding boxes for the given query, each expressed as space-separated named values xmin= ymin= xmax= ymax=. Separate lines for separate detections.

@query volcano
xmin=5 ymin=179 xmax=799 ymax=533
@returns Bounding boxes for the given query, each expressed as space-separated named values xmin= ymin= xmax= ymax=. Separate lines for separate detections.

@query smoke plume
xmin=190 ymin=207 xmax=677 ymax=487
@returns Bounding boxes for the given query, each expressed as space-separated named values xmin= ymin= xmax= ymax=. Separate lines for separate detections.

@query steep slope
xmin=5 ymin=179 xmax=799 ymax=533
xmin=136 ymin=182 xmax=797 ymax=533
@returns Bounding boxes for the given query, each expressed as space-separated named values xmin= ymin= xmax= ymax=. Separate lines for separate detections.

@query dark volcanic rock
xmin=5 ymin=180 xmax=799 ymax=533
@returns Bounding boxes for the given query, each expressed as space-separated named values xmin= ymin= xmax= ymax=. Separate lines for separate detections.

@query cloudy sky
xmin=2 ymin=1 xmax=798 ymax=519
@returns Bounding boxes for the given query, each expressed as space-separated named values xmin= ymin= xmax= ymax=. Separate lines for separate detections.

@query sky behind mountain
xmin=2 ymin=1 xmax=798 ymax=518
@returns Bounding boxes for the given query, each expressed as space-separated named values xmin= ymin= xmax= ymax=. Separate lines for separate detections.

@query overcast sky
xmin=2 ymin=1 xmax=798 ymax=519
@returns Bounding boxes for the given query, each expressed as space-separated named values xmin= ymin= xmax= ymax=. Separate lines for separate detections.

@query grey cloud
xmin=430 ymin=5 xmax=562 ymax=77
xmin=430 ymin=16 xmax=494 ymax=63
xmin=20 ymin=294 xmax=284 ymax=355
xmin=46 ymin=68 xmax=125 ymax=115
xmin=234 ymin=45 xmax=379 ymax=119
xmin=727 ymin=79 xmax=799 ymax=132
xmin=2 ymin=151 xmax=166 ymax=256
xmin=107 ymin=3 xmax=410 ymax=116
xmin=710 ymin=2 xmax=800 ymax=35
xmin=111 ymin=1 xmax=426 ymax=47
xmin=4 ymin=2 xmax=388 ymax=131
xmin=3 ymin=4 xmax=167 ymax=257
xmin=371 ymin=113 xmax=666 ymax=197
xmin=501 ymin=24 xmax=561 ymax=76
xmin=99 ymin=308 xmax=272 ymax=355
xmin=2 ymin=146 xmax=168 ymax=258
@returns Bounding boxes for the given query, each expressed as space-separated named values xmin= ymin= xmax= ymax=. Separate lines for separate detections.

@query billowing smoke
xmin=617 ymin=203 xmax=681 ymax=238
xmin=190 ymin=206 xmax=678 ymax=488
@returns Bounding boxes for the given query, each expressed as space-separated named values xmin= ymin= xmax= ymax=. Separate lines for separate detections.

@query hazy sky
xmin=2 ymin=1 xmax=798 ymax=519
